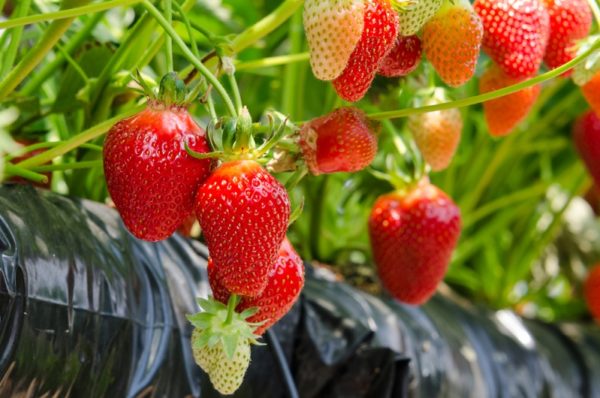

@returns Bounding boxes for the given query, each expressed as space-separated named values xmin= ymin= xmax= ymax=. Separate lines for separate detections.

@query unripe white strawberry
xmin=303 ymin=0 xmax=365 ymax=80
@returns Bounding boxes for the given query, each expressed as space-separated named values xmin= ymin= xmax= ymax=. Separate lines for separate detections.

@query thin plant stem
xmin=228 ymin=74 xmax=243 ymax=114
xmin=231 ymin=0 xmax=304 ymax=53
xmin=0 ymin=0 xmax=32 ymax=79
xmin=4 ymin=163 xmax=48 ymax=183
xmin=173 ymin=1 xmax=201 ymax=59
xmin=31 ymin=160 xmax=102 ymax=172
xmin=0 ymin=0 xmax=141 ymax=30
xmin=142 ymin=0 xmax=238 ymax=116
xmin=236 ymin=53 xmax=309 ymax=71
xmin=164 ymin=0 xmax=173 ymax=72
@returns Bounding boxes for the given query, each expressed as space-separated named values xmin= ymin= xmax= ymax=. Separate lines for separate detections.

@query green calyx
xmin=185 ymin=108 xmax=301 ymax=169
xmin=187 ymin=295 xmax=263 ymax=360
xmin=158 ymin=72 xmax=187 ymax=107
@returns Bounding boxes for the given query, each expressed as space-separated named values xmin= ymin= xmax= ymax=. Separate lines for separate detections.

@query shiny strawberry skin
xmin=299 ymin=107 xmax=378 ymax=175
xmin=479 ymin=63 xmax=541 ymax=136
xmin=209 ymin=238 xmax=305 ymax=335
xmin=585 ymin=265 xmax=600 ymax=321
xmin=474 ymin=0 xmax=550 ymax=78
xmin=581 ymin=73 xmax=600 ymax=116
xmin=333 ymin=0 xmax=398 ymax=102
xmin=378 ymin=35 xmax=422 ymax=78
xmin=542 ymin=0 xmax=592 ymax=72
xmin=573 ymin=111 xmax=600 ymax=187
xmin=422 ymin=1 xmax=483 ymax=87
xmin=103 ymin=104 xmax=212 ymax=242
xmin=368 ymin=183 xmax=461 ymax=305
xmin=196 ymin=160 xmax=290 ymax=297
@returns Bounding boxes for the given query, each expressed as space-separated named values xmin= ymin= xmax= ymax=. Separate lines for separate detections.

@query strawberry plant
xmin=2 ymin=0 xmax=600 ymax=394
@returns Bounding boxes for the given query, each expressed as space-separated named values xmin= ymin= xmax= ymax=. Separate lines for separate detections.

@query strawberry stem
xmin=164 ymin=0 xmax=173 ymax=72
xmin=225 ymin=294 xmax=239 ymax=325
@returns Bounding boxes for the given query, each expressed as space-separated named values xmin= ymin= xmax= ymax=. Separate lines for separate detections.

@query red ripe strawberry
xmin=196 ymin=160 xmax=290 ymax=297
xmin=378 ymin=35 xmax=422 ymax=78
xmin=408 ymin=90 xmax=462 ymax=171
xmin=303 ymin=0 xmax=365 ymax=81
xmin=474 ymin=0 xmax=550 ymax=78
xmin=103 ymin=103 xmax=212 ymax=241
xmin=299 ymin=107 xmax=378 ymax=175
xmin=333 ymin=0 xmax=398 ymax=102
xmin=581 ymin=72 xmax=600 ymax=115
xmin=542 ymin=0 xmax=592 ymax=72
xmin=209 ymin=238 xmax=305 ymax=335
xmin=573 ymin=110 xmax=600 ymax=187
xmin=9 ymin=139 xmax=52 ymax=189
xmin=584 ymin=265 xmax=600 ymax=322
xmin=368 ymin=181 xmax=461 ymax=305
xmin=422 ymin=0 xmax=483 ymax=87
xmin=479 ymin=63 xmax=541 ymax=136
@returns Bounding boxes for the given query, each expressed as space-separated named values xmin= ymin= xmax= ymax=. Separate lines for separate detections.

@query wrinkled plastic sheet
xmin=0 ymin=184 xmax=598 ymax=397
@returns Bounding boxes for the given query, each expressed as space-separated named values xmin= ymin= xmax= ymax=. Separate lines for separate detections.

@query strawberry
xmin=189 ymin=298 xmax=260 ymax=395
xmin=195 ymin=160 xmax=290 ymax=297
xmin=474 ymin=0 xmax=550 ymax=78
xmin=9 ymin=139 xmax=52 ymax=189
xmin=541 ymin=0 xmax=592 ymax=72
xmin=209 ymin=238 xmax=305 ymax=335
xmin=299 ymin=107 xmax=378 ymax=175
xmin=422 ymin=0 xmax=483 ymax=87
xmin=333 ymin=0 xmax=399 ymax=102
xmin=479 ymin=63 xmax=541 ymax=137
xmin=368 ymin=180 xmax=461 ymax=305
xmin=396 ymin=0 xmax=442 ymax=36
xmin=103 ymin=102 xmax=212 ymax=242
xmin=573 ymin=110 xmax=600 ymax=187
xmin=303 ymin=0 xmax=365 ymax=81
xmin=378 ymin=35 xmax=422 ymax=78
xmin=408 ymin=90 xmax=462 ymax=171
xmin=581 ymin=72 xmax=600 ymax=116
xmin=584 ymin=265 xmax=600 ymax=322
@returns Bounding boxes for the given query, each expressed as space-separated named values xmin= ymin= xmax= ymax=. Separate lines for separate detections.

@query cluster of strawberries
xmin=305 ymin=0 xmax=593 ymax=137
xmin=103 ymin=75 xmax=309 ymax=394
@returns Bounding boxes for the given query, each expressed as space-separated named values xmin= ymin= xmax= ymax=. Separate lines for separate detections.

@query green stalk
xmin=230 ymin=0 xmax=304 ymax=53
xmin=6 ymin=142 xmax=101 ymax=161
xmin=225 ymin=294 xmax=239 ymax=325
xmin=0 ymin=0 xmax=32 ymax=79
xmin=142 ymin=0 xmax=238 ymax=117
xmin=0 ymin=0 xmax=141 ymax=30
xmin=164 ymin=0 xmax=173 ymax=72
xmin=0 ymin=0 xmax=93 ymax=100
xmin=228 ymin=74 xmax=243 ymax=114
xmin=282 ymin=10 xmax=303 ymax=117
xmin=15 ymin=104 xmax=144 ymax=169
xmin=31 ymin=160 xmax=102 ymax=172
xmin=4 ymin=163 xmax=47 ymax=183
xmin=368 ymin=39 xmax=600 ymax=120
xmin=20 ymin=12 xmax=103 ymax=96
xmin=173 ymin=1 xmax=201 ymax=59
xmin=236 ymin=53 xmax=309 ymax=71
